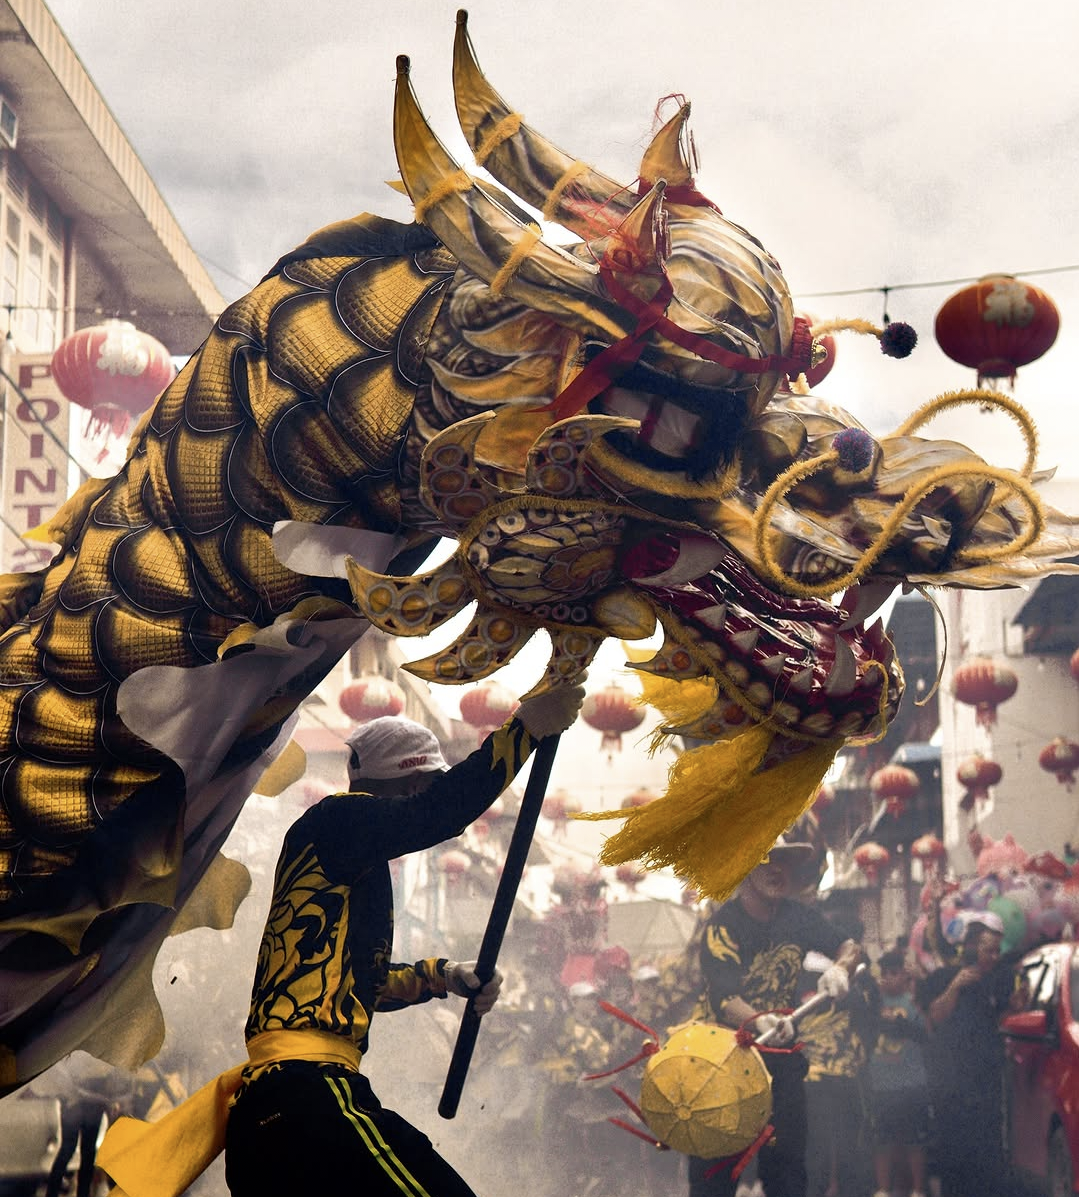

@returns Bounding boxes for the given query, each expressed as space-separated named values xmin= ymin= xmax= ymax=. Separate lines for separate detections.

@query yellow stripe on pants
xmin=325 ymin=1076 xmax=433 ymax=1197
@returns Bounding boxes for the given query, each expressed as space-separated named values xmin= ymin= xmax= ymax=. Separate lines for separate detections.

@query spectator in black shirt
xmin=916 ymin=913 xmax=1014 ymax=1197
xmin=690 ymin=837 xmax=862 ymax=1197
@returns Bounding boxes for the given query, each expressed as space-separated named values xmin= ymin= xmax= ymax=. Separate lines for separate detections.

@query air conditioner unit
xmin=0 ymin=94 xmax=17 ymax=150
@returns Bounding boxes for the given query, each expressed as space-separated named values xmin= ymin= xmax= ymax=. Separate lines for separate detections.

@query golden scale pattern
xmin=0 ymin=229 xmax=455 ymax=898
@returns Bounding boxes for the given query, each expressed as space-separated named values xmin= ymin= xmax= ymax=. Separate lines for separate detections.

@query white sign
xmin=1 ymin=353 xmax=73 ymax=572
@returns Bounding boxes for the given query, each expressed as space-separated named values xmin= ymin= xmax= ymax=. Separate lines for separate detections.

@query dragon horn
xmin=452 ymin=9 xmax=631 ymax=239
xmin=394 ymin=53 xmax=630 ymax=342
xmin=639 ymin=102 xmax=695 ymax=188
xmin=610 ymin=179 xmax=670 ymax=277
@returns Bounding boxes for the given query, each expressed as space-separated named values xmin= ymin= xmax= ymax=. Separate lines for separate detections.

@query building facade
xmin=0 ymin=0 xmax=224 ymax=569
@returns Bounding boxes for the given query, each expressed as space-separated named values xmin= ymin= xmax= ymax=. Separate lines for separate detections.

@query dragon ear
xmin=639 ymin=102 xmax=695 ymax=189
xmin=452 ymin=9 xmax=632 ymax=239
xmin=394 ymin=53 xmax=629 ymax=343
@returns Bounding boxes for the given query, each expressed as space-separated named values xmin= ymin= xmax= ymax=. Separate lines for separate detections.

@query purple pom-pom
xmin=880 ymin=321 xmax=918 ymax=358
xmin=834 ymin=427 xmax=876 ymax=474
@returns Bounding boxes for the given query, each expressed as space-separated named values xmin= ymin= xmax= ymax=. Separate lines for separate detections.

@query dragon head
xmin=347 ymin=12 xmax=1079 ymax=893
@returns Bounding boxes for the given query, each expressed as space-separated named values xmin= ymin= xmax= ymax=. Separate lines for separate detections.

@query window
xmin=22 ymin=232 xmax=42 ymax=341
xmin=0 ymin=157 xmax=66 ymax=351
xmin=2 ymin=206 xmax=19 ymax=309
xmin=43 ymin=256 xmax=60 ymax=345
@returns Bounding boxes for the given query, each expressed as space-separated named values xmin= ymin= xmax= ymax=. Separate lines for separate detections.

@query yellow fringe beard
xmin=578 ymin=672 xmax=840 ymax=901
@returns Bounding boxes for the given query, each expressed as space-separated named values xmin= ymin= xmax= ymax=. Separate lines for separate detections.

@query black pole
xmin=438 ymin=733 xmax=560 ymax=1119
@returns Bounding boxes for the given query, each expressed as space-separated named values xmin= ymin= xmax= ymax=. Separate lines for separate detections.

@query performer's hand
xmin=753 ymin=1013 xmax=796 ymax=1046
xmin=445 ymin=961 xmax=504 ymax=1015
xmin=817 ymin=962 xmax=850 ymax=999
xmin=516 ymin=675 xmax=587 ymax=740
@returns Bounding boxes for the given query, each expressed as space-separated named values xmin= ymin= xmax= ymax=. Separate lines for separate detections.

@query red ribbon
xmin=544 ymin=254 xmax=812 ymax=424
xmin=583 ymin=1000 xmax=662 ymax=1080
xmin=637 ymin=177 xmax=723 ymax=214
xmin=735 ymin=1008 xmax=805 ymax=1056
xmin=607 ymin=1087 xmax=669 ymax=1150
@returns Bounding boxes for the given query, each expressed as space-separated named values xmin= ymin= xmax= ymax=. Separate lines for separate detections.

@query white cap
xmin=634 ymin=965 xmax=661 ymax=983
xmin=568 ymin=981 xmax=597 ymax=999
xmin=965 ymin=910 xmax=1005 ymax=936
xmin=345 ymin=717 xmax=448 ymax=780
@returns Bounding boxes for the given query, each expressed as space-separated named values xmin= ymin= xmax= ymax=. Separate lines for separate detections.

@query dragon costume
xmin=0 ymin=11 xmax=1075 ymax=1089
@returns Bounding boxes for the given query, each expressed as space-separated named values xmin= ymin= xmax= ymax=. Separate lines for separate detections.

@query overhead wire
xmin=797 ymin=262 xmax=1079 ymax=302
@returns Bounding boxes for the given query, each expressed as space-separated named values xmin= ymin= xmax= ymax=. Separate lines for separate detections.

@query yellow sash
xmin=97 ymin=1029 xmax=362 ymax=1197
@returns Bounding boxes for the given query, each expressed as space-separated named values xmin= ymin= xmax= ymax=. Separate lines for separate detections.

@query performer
xmin=99 ymin=685 xmax=584 ymax=1197
xmin=689 ymin=837 xmax=862 ymax=1197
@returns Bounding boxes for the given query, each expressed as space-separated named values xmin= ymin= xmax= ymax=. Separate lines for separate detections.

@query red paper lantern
xmin=911 ymin=833 xmax=946 ymax=866
xmin=339 ymin=674 xmax=406 ymax=723
xmin=935 ymin=275 xmax=1060 ymax=388
xmin=1039 ymin=737 xmax=1079 ymax=790
xmin=460 ymin=680 xmax=519 ymax=742
xmin=439 ymin=848 xmax=471 ymax=882
xmin=1070 ymin=648 xmax=1079 ymax=685
xmin=956 ymin=755 xmax=1003 ymax=811
xmin=854 ymin=842 xmax=890 ymax=884
xmin=870 ymin=764 xmax=920 ymax=818
xmin=953 ymin=658 xmax=1018 ymax=727
xmin=544 ymin=788 xmax=581 ymax=834
xmin=615 ymin=863 xmax=645 ymax=891
xmin=51 ymin=319 xmax=175 ymax=437
xmin=581 ymin=682 xmax=646 ymax=756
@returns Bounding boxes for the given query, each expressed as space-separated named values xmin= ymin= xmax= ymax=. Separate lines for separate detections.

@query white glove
xmin=516 ymin=678 xmax=587 ymax=740
xmin=817 ymin=962 xmax=850 ymax=999
xmin=444 ymin=961 xmax=503 ymax=1016
xmin=753 ymin=1013 xmax=796 ymax=1046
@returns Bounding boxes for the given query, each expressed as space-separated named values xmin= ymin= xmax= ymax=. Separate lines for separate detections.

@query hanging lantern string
xmin=797 ymin=261 xmax=1079 ymax=302
xmin=955 ymin=706 xmax=1079 ymax=747
xmin=2 ymin=264 xmax=1076 ymax=323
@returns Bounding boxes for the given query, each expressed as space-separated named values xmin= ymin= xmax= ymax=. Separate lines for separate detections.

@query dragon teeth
xmin=762 ymin=653 xmax=787 ymax=676
xmin=697 ymin=604 xmax=727 ymax=630
xmin=789 ymin=668 xmax=815 ymax=694
xmin=837 ymin=580 xmax=895 ymax=631
xmin=730 ymin=628 xmax=759 ymax=654
xmin=824 ymin=635 xmax=858 ymax=697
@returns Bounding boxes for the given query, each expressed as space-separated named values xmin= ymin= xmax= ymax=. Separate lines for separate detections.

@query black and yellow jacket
xmin=244 ymin=715 xmax=538 ymax=1055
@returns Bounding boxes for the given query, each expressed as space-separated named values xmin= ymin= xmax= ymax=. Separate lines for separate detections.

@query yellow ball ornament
xmin=639 ymin=1023 xmax=772 ymax=1158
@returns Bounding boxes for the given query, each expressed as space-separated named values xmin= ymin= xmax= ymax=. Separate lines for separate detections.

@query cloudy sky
xmin=40 ymin=14 xmax=1079 ymax=478
xmin=44 ymin=0 xmax=1079 ymax=470
xmin=39 ymin=0 xmax=1079 ymax=802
